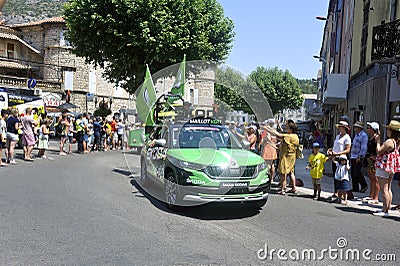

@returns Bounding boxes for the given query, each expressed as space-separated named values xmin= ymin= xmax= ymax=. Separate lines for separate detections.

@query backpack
xmin=375 ymin=140 xmax=400 ymax=174
xmin=296 ymin=144 xmax=304 ymax=159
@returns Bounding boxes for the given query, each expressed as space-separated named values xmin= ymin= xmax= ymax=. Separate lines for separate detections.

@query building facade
xmin=317 ymin=0 xmax=355 ymax=135
xmin=0 ymin=17 xmax=131 ymax=115
xmin=318 ymin=0 xmax=400 ymax=135
xmin=276 ymin=94 xmax=318 ymax=124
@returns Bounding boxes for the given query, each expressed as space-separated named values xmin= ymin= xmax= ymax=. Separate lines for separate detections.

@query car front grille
xmin=204 ymin=165 xmax=257 ymax=178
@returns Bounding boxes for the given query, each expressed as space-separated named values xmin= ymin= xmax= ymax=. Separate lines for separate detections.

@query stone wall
xmin=20 ymin=22 xmax=131 ymax=115
xmin=3 ymin=20 xmax=214 ymax=117
xmin=152 ymin=66 xmax=215 ymax=111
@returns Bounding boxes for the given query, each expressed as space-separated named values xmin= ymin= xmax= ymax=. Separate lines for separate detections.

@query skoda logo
xmin=230 ymin=160 xmax=238 ymax=168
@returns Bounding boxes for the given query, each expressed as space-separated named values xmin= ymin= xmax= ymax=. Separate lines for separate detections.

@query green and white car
xmin=140 ymin=118 xmax=270 ymax=210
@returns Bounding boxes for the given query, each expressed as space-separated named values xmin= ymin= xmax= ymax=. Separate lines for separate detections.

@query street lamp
xmin=316 ymin=16 xmax=335 ymax=24
xmin=313 ymin=55 xmax=326 ymax=63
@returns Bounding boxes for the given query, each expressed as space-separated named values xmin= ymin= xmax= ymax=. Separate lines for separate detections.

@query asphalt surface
xmin=294 ymin=149 xmax=400 ymax=217
xmin=0 ymin=145 xmax=399 ymax=265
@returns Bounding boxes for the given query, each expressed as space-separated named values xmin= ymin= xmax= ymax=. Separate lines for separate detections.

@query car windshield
xmin=172 ymin=125 xmax=243 ymax=149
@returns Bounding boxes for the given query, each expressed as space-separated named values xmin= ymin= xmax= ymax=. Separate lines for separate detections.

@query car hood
xmin=167 ymin=148 xmax=264 ymax=166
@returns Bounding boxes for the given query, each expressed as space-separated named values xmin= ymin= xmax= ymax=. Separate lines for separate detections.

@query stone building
xmin=0 ymin=17 xmax=130 ymax=115
xmin=153 ymin=67 xmax=215 ymax=114
xmin=0 ymin=16 xmax=215 ymax=119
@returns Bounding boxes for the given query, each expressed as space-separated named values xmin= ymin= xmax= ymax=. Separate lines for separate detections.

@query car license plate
xmin=220 ymin=182 xmax=249 ymax=188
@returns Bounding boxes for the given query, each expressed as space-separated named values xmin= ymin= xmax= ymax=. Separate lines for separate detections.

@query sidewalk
xmin=282 ymin=149 xmax=400 ymax=217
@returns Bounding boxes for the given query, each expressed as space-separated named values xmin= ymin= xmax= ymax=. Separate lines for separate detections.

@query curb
xmin=271 ymin=181 xmax=400 ymax=218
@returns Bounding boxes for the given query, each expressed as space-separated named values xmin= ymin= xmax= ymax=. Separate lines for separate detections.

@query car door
xmin=146 ymin=126 xmax=168 ymax=183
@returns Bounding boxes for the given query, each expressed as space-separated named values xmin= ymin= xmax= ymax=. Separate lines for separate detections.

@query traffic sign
xmin=27 ymin=78 xmax=37 ymax=89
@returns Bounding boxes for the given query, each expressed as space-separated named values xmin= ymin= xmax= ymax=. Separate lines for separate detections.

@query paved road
xmin=0 ymin=147 xmax=399 ymax=265
xmin=294 ymin=149 xmax=400 ymax=216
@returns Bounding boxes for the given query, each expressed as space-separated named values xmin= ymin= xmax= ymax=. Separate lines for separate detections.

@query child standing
xmin=306 ymin=142 xmax=329 ymax=200
xmin=38 ymin=119 xmax=54 ymax=159
xmin=333 ymin=155 xmax=351 ymax=205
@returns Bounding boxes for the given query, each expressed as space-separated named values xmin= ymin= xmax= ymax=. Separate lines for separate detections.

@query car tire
xmin=164 ymin=171 xmax=181 ymax=211
xmin=140 ymin=158 xmax=147 ymax=187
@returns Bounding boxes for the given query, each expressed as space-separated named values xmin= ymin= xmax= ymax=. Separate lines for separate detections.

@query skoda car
xmin=140 ymin=118 xmax=270 ymax=209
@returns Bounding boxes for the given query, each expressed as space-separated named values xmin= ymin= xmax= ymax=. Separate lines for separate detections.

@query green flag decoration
xmin=168 ymin=54 xmax=186 ymax=103
xmin=136 ymin=65 xmax=157 ymax=126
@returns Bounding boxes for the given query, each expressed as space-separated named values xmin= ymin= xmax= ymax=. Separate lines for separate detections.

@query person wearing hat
xmin=350 ymin=121 xmax=369 ymax=193
xmin=306 ymin=142 xmax=331 ymax=200
xmin=332 ymin=154 xmax=351 ymax=205
xmin=373 ymin=120 xmax=400 ymax=217
xmin=364 ymin=122 xmax=381 ymax=204
xmin=327 ymin=120 xmax=352 ymax=198
xmin=247 ymin=125 xmax=258 ymax=153
xmin=263 ymin=119 xmax=299 ymax=194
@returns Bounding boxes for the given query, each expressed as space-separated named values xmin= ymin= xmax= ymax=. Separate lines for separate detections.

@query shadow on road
xmin=113 ymin=168 xmax=134 ymax=177
xmin=335 ymin=206 xmax=400 ymax=221
xmin=127 ymin=175 xmax=262 ymax=220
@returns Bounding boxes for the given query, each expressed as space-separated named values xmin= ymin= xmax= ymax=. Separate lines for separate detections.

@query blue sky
xmin=218 ymin=0 xmax=329 ymax=79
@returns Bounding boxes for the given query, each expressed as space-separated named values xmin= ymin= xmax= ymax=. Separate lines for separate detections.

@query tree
xmin=214 ymin=67 xmax=273 ymax=121
xmin=296 ymin=79 xmax=318 ymax=94
xmin=249 ymin=67 xmax=303 ymax=115
xmin=63 ymin=0 xmax=235 ymax=92
xmin=215 ymin=67 xmax=251 ymax=114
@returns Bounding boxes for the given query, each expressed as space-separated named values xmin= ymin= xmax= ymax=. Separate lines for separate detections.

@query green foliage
xmin=93 ymin=103 xmax=111 ymax=117
xmin=63 ymin=0 xmax=235 ymax=93
xmin=297 ymin=78 xmax=318 ymax=94
xmin=249 ymin=67 xmax=303 ymax=115
xmin=3 ymin=0 xmax=68 ymax=23
xmin=214 ymin=67 xmax=273 ymax=121
xmin=215 ymin=68 xmax=252 ymax=114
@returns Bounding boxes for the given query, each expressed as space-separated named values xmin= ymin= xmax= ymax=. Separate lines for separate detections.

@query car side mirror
xmin=155 ymin=139 xmax=167 ymax=147
xmin=141 ymin=133 xmax=147 ymax=143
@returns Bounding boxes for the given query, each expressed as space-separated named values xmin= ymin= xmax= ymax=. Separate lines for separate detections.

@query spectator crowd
xmin=0 ymin=107 xmax=132 ymax=165
xmin=227 ymin=116 xmax=400 ymax=218
xmin=1 ymin=107 xmax=400 ymax=217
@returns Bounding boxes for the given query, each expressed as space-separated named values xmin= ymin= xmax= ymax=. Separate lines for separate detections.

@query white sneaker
xmin=372 ymin=211 xmax=389 ymax=217
xmin=362 ymin=197 xmax=372 ymax=202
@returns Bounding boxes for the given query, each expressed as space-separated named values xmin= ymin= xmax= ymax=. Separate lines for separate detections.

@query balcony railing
xmin=372 ymin=19 xmax=400 ymax=61
xmin=0 ymin=75 xmax=62 ymax=91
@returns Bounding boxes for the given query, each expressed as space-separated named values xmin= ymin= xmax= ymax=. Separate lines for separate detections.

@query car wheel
xmin=140 ymin=158 xmax=147 ymax=187
xmin=165 ymin=171 xmax=181 ymax=211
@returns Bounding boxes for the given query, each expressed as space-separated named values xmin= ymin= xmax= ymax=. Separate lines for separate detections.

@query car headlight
xmin=257 ymin=162 xmax=267 ymax=173
xmin=169 ymin=157 xmax=207 ymax=171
